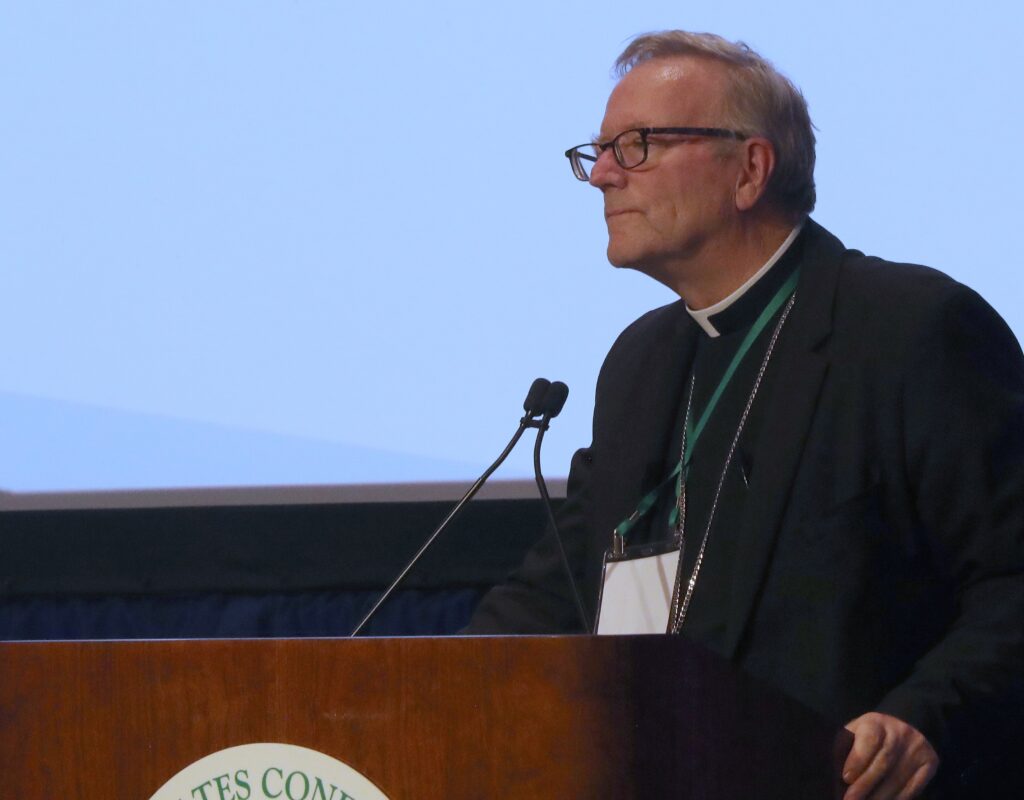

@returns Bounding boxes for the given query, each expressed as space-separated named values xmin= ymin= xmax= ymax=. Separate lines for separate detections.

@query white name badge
xmin=596 ymin=539 xmax=680 ymax=635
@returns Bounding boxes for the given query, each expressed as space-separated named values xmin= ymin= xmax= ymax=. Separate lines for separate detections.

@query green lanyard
xmin=611 ymin=268 xmax=800 ymax=552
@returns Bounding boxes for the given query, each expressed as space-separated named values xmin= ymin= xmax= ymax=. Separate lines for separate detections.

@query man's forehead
xmin=626 ymin=56 xmax=712 ymax=83
xmin=598 ymin=55 xmax=730 ymax=136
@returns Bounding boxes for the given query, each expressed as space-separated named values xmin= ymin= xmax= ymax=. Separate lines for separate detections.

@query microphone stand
xmin=349 ymin=412 xmax=545 ymax=638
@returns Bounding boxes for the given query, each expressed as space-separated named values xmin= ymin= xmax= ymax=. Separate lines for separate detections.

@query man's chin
xmin=606 ymin=245 xmax=646 ymax=272
xmin=606 ymin=248 xmax=677 ymax=291
xmin=606 ymin=242 xmax=635 ymax=268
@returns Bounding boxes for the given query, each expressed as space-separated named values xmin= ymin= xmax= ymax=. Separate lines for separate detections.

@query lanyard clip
xmin=612 ymin=531 xmax=624 ymax=558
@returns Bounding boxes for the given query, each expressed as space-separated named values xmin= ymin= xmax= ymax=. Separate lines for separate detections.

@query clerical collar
xmin=686 ymin=222 xmax=805 ymax=338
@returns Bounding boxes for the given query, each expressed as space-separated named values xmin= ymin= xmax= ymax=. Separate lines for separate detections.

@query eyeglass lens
xmin=569 ymin=130 xmax=650 ymax=180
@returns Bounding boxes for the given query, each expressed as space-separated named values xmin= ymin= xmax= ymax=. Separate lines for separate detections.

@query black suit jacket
xmin=467 ymin=221 xmax=1024 ymax=791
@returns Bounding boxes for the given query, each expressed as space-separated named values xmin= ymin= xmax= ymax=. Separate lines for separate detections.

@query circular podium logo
xmin=149 ymin=743 xmax=391 ymax=800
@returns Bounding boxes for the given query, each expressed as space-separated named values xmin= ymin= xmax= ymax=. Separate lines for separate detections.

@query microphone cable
xmin=532 ymin=381 xmax=590 ymax=632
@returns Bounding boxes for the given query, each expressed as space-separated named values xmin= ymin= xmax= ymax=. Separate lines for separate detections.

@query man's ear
xmin=735 ymin=137 xmax=776 ymax=211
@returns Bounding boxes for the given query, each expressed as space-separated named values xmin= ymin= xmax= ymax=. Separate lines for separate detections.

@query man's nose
xmin=589 ymin=148 xmax=626 ymax=190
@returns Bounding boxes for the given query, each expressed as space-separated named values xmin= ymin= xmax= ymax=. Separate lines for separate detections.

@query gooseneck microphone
xmin=531 ymin=382 xmax=590 ymax=632
xmin=349 ymin=378 xmax=556 ymax=637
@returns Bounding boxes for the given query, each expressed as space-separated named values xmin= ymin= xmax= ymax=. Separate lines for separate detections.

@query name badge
xmin=595 ymin=538 xmax=680 ymax=635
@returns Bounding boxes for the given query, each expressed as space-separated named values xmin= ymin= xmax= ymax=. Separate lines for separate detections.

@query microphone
xmin=523 ymin=377 xmax=551 ymax=418
xmin=540 ymin=380 xmax=569 ymax=418
xmin=532 ymin=381 xmax=590 ymax=632
xmin=350 ymin=378 xmax=553 ymax=637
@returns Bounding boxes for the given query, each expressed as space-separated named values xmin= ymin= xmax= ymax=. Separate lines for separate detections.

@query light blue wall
xmin=2 ymin=1 xmax=1020 ymax=492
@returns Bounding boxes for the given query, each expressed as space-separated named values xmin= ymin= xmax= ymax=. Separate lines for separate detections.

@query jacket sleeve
xmin=875 ymin=283 xmax=1024 ymax=767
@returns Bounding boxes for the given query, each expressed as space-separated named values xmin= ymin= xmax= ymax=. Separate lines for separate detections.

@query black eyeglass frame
xmin=564 ymin=126 xmax=748 ymax=181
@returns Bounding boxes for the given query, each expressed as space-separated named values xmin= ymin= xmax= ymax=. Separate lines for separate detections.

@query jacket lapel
xmin=721 ymin=221 xmax=845 ymax=659
xmin=593 ymin=303 xmax=699 ymax=548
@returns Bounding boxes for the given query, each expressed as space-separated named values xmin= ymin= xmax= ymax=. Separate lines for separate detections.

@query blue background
xmin=2 ymin=1 xmax=1020 ymax=495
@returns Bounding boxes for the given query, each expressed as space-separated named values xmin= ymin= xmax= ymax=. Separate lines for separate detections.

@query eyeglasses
xmin=564 ymin=126 xmax=748 ymax=181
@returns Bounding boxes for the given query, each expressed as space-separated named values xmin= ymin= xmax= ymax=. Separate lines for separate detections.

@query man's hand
xmin=842 ymin=712 xmax=939 ymax=799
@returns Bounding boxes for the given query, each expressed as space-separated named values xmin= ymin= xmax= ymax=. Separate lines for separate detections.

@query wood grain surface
xmin=0 ymin=636 xmax=848 ymax=798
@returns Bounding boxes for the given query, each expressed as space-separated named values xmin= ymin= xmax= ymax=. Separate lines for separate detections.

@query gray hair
xmin=616 ymin=31 xmax=816 ymax=217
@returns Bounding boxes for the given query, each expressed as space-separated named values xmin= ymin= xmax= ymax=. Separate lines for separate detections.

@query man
xmin=465 ymin=31 xmax=1024 ymax=799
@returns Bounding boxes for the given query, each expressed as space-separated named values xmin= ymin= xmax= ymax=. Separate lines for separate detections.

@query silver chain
xmin=669 ymin=291 xmax=797 ymax=633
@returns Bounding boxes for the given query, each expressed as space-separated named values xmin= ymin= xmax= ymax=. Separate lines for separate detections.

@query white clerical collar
xmin=686 ymin=222 xmax=805 ymax=338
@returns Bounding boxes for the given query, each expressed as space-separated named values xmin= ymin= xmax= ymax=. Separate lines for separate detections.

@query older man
xmin=466 ymin=31 xmax=1024 ymax=799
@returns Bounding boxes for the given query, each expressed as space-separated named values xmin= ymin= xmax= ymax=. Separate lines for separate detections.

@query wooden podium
xmin=0 ymin=635 xmax=849 ymax=798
